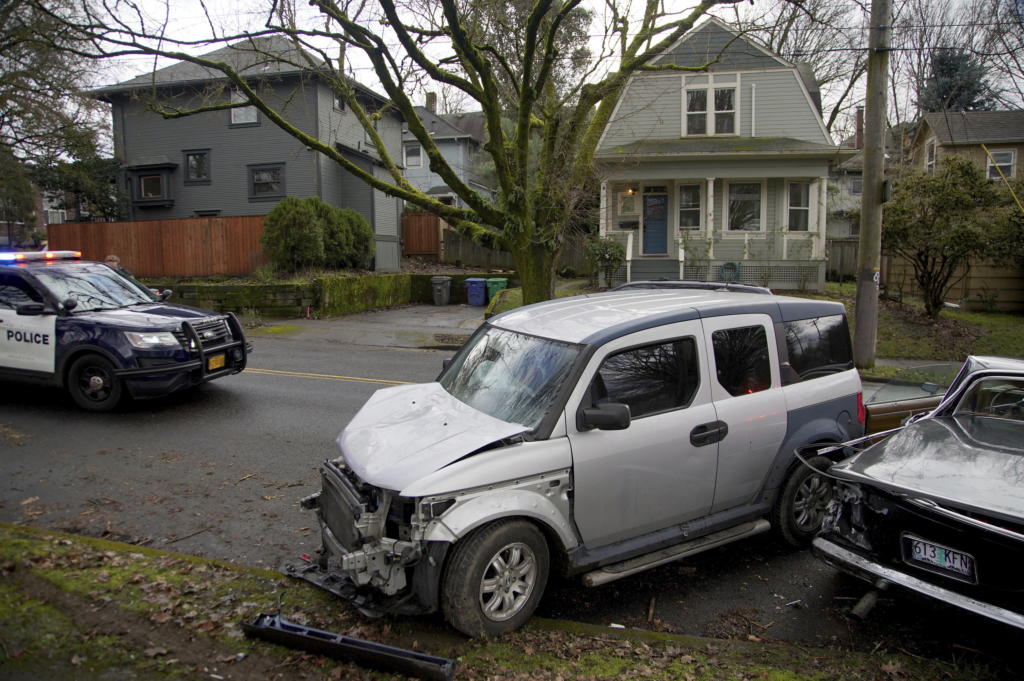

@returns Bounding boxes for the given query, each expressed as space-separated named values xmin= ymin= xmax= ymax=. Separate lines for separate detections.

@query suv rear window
xmin=782 ymin=315 xmax=853 ymax=381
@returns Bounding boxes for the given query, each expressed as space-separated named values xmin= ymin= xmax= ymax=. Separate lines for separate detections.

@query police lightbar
xmin=0 ymin=250 xmax=82 ymax=262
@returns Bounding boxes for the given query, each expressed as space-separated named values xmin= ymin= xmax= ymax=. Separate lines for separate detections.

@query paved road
xmin=0 ymin=309 xmax=1017 ymax=675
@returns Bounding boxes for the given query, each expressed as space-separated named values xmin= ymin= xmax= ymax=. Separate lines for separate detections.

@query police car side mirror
xmin=61 ymin=298 xmax=78 ymax=312
xmin=16 ymin=302 xmax=45 ymax=316
xmin=158 ymin=289 xmax=173 ymax=301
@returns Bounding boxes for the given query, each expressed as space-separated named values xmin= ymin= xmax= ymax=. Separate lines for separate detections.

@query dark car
xmin=814 ymin=355 xmax=1024 ymax=630
xmin=0 ymin=250 xmax=249 ymax=411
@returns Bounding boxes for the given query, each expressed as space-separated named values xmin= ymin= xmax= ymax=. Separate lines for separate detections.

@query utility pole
xmin=853 ymin=0 xmax=891 ymax=368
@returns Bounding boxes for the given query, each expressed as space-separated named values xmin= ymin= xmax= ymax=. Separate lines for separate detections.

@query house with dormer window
xmin=595 ymin=18 xmax=850 ymax=290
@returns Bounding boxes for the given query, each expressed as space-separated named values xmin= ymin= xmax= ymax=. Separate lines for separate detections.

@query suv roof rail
xmin=611 ymin=280 xmax=772 ymax=295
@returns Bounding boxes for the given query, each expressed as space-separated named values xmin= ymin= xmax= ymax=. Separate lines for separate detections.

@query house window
xmin=787 ymin=182 xmax=811 ymax=232
xmin=405 ymin=143 xmax=422 ymax=168
xmin=139 ymin=175 xmax=164 ymax=199
xmin=333 ymin=93 xmax=346 ymax=111
xmin=925 ymin=140 xmax=936 ymax=173
xmin=726 ymin=182 xmax=763 ymax=232
xmin=618 ymin=189 xmax=639 ymax=215
xmin=248 ymin=163 xmax=285 ymax=201
xmin=714 ymin=88 xmax=735 ymax=134
xmin=364 ymin=118 xmax=378 ymax=147
xmin=683 ymin=74 xmax=738 ymax=137
xmin=987 ymin=150 xmax=1015 ymax=179
xmin=678 ymin=184 xmax=702 ymax=230
xmin=849 ymin=175 xmax=862 ymax=195
xmin=230 ymin=90 xmax=258 ymax=126
xmin=184 ymin=150 xmax=211 ymax=184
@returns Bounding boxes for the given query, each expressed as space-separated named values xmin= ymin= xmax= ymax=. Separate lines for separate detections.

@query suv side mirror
xmin=16 ymin=302 xmax=45 ymax=316
xmin=579 ymin=402 xmax=631 ymax=431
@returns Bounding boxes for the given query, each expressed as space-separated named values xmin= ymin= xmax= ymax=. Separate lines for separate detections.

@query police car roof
xmin=488 ymin=289 xmax=845 ymax=345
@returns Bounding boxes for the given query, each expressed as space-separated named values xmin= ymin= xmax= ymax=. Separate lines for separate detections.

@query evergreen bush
xmin=260 ymin=197 xmax=325 ymax=272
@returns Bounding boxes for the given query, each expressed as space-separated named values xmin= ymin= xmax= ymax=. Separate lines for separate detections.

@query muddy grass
xmin=0 ymin=524 xmax=1002 ymax=681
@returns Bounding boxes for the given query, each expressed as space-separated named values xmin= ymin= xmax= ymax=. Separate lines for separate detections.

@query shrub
xmin=337 ymin=207 xmax=375 ymax=269
xmin=261 ymin=197 xmax=325 ymax=272
xmin=317 ymin=201 xmax=355 ymax=269
xmin=585 ymin=236 xmax=626 ymax=287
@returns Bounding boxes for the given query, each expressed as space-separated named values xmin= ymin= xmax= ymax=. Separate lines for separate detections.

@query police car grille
xmin=174 ymin=318 xmax=232 ymax=349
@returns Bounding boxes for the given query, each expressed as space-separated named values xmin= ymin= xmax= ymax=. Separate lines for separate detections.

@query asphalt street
xmin=0 ymin=305 xmax=1018 ymax=674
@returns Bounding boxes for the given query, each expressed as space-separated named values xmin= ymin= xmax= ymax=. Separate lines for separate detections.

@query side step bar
xmin=242 ymin=613 xmax=456 ymax=681
xmin=582 ymin=519 xmax=770 ymax=587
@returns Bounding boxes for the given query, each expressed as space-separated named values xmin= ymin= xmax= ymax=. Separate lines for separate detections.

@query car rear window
xmin=782 ymin=315 xmax=853 ymax=381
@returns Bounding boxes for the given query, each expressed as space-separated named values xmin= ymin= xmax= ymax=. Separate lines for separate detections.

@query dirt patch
xmin=401 ymin=257 xmax=512 ymax=275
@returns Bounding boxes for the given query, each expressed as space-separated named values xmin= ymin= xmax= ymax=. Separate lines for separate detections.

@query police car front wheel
xmin=68 ymin=355 xmax=124 ymax=412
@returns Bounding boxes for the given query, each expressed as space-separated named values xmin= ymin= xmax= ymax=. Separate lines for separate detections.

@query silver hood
xmin=336 ymin=382 xmax=529 ymax=492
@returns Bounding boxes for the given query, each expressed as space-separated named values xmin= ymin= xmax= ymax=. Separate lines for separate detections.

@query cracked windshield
xmin=440 ymin=326 xmax=580 ymax=429
xmin=32 ymin=265 xmax=153 ymax=311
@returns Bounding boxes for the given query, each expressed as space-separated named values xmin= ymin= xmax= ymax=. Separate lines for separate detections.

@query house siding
xmin=652 ymin=21 xmax=782 ymax=71
xmin=116 ymin=77 xmax=320 ymax=220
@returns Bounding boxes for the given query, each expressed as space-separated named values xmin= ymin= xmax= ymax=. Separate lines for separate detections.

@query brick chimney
xmin=855 ymin=106 xmax=864 ymax=149
xmin=425 ymin=92 xmax=437 ymax=114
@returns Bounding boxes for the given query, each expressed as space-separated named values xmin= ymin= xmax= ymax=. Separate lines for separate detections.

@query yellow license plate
xmin=207 ymin=354 xmax=226 ymax=370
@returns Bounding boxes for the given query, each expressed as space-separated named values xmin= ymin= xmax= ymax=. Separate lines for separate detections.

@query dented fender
xmin=424 ymin=485 xmax=579 ymax=551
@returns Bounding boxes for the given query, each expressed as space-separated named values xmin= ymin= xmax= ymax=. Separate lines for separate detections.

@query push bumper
xmin=812 ymin=536 xmax=1024 ymax=630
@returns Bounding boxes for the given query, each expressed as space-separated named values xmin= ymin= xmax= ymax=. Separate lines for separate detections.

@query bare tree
xmin=46 ymin=0 xmax=745 ymax=303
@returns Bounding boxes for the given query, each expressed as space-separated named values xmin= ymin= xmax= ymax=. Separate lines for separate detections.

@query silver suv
xmin=295 ymin=288 xmax=864 ymax=636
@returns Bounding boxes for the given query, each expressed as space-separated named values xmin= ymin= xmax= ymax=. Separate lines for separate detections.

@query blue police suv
xmin=0 ymin=251 xmax=249 ymax=411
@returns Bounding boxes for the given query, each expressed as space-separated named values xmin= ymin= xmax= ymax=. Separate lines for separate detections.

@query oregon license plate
xmin=207 ymin=354 xmax=226 ymax=371
xmin=902 ymin=533 xmax=976 ymax=583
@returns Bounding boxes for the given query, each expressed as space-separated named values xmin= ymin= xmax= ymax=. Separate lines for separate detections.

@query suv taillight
xmin=856 ymin=392 xmax=866 ymax=426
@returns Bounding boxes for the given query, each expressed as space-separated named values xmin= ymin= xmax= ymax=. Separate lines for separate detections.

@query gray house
xmin=94 ymin=37 xmax=404 ymax=271
xmin=596 ymin=18 xmax=849 ymax=290
xmin=401 ymin=96 xmax=493 ymax=208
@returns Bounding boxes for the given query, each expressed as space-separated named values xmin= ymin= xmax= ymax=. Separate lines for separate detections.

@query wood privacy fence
xmin=883 ymin=256 xmax=1024 ymax=312
xmin=825 ymin=238 xmax=859 ymax=281
xmin=48 ymin=216 xmax=267 ymax=277
xmin=441 ymin=228 xmax=592 ymax=274
xmin=401 ymin=212 xmax=442 ymax=259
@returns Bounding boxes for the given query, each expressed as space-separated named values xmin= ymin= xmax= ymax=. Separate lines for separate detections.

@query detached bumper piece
xmin=241 ymin=613 xmax=456 ymax=681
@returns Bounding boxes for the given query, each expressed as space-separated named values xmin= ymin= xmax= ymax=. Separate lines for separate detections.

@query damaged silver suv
xmin=295 ymin=287 xmax=864 ymax=636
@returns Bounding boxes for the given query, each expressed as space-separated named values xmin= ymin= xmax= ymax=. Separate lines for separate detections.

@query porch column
xmin=706 ymin=177 xmax=716 ymax=260
xmin=815 ymin=176 xmax=828 ymax=258
xmin=599 ymin=180 xmax=609 ymax=237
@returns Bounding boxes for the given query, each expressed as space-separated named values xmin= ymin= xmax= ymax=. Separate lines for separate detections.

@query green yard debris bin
xmin=486 ymin=277 xmax=508 ymax=302
xmin=430 ymin=276 xmax=452 ymax=305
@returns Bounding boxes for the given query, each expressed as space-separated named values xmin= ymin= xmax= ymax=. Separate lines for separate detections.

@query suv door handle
xmin=690 ymin=420 xmax=728 ymax=447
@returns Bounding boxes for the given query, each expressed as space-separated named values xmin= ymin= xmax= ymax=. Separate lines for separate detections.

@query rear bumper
xmin=812 ymin=536 xmax=1024 ymax=630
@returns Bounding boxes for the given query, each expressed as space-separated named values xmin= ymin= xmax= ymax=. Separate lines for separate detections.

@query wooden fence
xmin=441 ymin=228 xmax=591 ymax=274
xmin=883 ymin=256 xmax=1024 ymax=312
xmin=48 ymin=216 xmax=267 ymax=277
xmin=401 ymin=212 xmax=442 ymax=259
xmin=826 ymin=238 xmax=859 ymax=281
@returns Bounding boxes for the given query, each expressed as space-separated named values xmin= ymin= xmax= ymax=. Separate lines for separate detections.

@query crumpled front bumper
xmin=289 ymin=460 xmax=449 ymax=616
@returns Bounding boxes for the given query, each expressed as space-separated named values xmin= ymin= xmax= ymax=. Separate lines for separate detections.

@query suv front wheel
xmin=772 ymin=455 xmax=834 ymax=547
xmin=441 ymin=519 xmax=550 ymax=637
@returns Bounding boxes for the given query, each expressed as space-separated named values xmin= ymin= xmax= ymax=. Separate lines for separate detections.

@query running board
xmin=582 ymin=519 xmax=771 ymax=588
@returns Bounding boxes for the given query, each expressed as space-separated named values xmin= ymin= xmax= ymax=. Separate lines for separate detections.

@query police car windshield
xmin=31 ymin=264 xmax=154 ymax=311
xmin=439 ymin=326 xmax=580 ymax=429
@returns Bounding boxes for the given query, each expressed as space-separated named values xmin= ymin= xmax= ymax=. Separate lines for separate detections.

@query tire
xmin=772 ymin=455 xmax=834 ymax=547
xmin=67 ymin=355 xmax=124 ymax=412
xmin=441 ymin=519 xmax=550 ymax=637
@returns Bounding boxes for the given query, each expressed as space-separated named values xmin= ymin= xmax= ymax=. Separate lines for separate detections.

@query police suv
xmin=0 ymin=251 xmax=249 ymax=411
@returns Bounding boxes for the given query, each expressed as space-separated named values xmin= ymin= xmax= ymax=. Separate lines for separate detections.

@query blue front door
xmin=642 ymin=193 xmax=668 ymax=255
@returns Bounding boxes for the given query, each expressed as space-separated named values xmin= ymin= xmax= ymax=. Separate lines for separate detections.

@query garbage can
xmin=430 ymin=276 xmax=452 ymax=305
xmin=465 ymin=277 xmax=487 ymax=306
xmin=486 ymin=277 xmax=508 ymax=302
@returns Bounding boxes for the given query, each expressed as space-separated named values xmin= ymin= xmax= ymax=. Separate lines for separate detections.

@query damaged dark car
xmin=814 ymin=356 xmax=1024 ymax=630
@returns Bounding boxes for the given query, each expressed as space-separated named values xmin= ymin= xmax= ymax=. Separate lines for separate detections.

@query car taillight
xmin=856 ymin=392 xmax=866 ymax=426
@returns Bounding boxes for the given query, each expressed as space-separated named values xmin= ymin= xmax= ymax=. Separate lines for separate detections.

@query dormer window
xmin=682 ymin=73 xmax=739 ymax=137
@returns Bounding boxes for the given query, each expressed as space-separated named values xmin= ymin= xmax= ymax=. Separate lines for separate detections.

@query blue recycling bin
xmin=465 ymin=277 xmax=487 ymax=306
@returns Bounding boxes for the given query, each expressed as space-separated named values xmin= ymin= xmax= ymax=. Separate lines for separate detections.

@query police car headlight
xmin=124 ymin=331 xmax=180 ymax=349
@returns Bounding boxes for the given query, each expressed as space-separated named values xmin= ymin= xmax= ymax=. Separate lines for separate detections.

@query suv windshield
xmin=440 ymin=325 xmax=580 ymax=429
xmin=32 ymin=264 xmax=154 ymax=312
